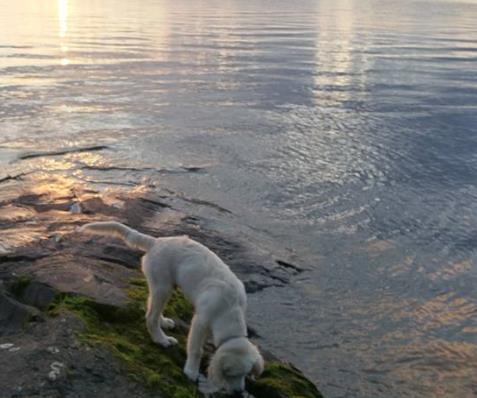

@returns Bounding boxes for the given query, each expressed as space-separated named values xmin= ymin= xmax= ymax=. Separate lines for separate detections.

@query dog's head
xmin=207 ymin=338 xmax=264 ymax=395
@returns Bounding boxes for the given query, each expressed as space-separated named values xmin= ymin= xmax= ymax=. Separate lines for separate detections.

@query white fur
xmin=79 ymin=221 xmax=264 ymax=393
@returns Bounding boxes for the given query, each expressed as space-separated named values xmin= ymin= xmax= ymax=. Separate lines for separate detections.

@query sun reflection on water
xmin=58 ymin=0 xmax=68 ymax=38
xmin=58 ymin=0 xmax=69 ymax=65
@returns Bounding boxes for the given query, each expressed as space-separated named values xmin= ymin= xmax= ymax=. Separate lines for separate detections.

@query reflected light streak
xmin=313 ymin=0 xmax=369 ymax=105
xmin=58 ymin=0 xmax=68 ymax=38
xmin=58 ymin=0 xmax=69 ymax=65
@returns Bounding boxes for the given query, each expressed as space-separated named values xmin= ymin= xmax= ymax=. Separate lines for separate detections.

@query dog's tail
xmin=79 ymin=221 xmax=156 ymax=252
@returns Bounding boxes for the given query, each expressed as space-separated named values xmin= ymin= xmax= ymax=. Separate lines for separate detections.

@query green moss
xmin=50 ymin=278 xmax=323 ymax=398
xmin=50 ymin=279 xmax=196 ymax=397
xmin=9 ymin=275 xmax=32 ymax=298
xmin=248 ymin=362 xmax=324 ymax=398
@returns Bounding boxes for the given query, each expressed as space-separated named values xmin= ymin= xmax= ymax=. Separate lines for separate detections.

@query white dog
xmin=79 ymin=221 xmax=264 ymax=394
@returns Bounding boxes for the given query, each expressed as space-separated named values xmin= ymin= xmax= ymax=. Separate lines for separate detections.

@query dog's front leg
xmin=183 ymin=315 xmax=207 ymax=381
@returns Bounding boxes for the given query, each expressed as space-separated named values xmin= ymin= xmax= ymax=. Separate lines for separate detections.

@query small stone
xmin=9 ymin=346 xmax=21 ymax=352
xmin=47 ymin=346 xmax=60 ymax=354
xmin=111 ymin=201 xmax=123 ymax=209
xmin=69 ymin=202 xmax=82 ymax=214
xmin=48 ymin=361 xmax=65 ymax=381
xmin=0 ymin=343 xmax=14 ymax=350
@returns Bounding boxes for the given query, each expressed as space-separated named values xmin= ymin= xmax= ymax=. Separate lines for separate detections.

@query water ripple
xmin=1 ymin=1 xmax=477 ymax=397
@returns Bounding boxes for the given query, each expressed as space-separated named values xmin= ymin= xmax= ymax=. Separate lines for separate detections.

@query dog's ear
xmin=251 ymin=351 xmax=264 ymax=378
xmin=207 ymin=351 xmax=226 ymax=388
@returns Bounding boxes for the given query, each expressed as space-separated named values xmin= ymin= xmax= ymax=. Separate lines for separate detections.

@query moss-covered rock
xmin=50 ymin=277 xmax=323 ymax=398
xmin=248 ymin=362 xmax=324 ymax=398
xmin=50 ymin=279 xmax=195 ymax=398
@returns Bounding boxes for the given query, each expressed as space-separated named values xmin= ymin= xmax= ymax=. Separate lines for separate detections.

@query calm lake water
xmin=1 ymin=0 xmax=477 ymax=397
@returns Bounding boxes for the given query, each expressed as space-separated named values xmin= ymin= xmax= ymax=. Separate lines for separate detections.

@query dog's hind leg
xmin=160 ymin=315 xmax=175 ymax=329
xmin=143 ymin=256 xmax=177 ymax=347
xmin=183 ymin=314 xmax=208 ymax=381
xmin=145 ymin=285 xmax=178 ymax=347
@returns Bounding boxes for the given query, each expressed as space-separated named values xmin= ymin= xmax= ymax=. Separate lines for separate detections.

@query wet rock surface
xmin=0 ymin=174 xmax=321 ymax=398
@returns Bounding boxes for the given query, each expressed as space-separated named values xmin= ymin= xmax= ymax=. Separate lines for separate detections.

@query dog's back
xmin=80 ymin=221 xmax=246 ymax=307
xmin=145 ymin=236 xmax=246 ymax=308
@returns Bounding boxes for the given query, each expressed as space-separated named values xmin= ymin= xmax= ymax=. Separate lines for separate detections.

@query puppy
xmin=79 ymin=221 xmax=264 ymax=394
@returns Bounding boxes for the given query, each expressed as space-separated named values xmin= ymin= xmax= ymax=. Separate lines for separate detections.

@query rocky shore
xmin=0 ymin=170 xmax=323 ymax=398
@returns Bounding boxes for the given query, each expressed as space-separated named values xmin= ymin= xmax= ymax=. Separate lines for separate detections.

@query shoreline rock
xmin=0 ymin=175 xmax=323 ymax=398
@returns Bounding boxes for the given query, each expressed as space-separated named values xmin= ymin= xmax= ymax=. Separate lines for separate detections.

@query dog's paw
xmin=183 ymin=365 xmax=199 ymax=381
xmin=157 ymin=335 xmax=178 ymax=348
xmin=197 ymin=376 xmax=219 ymax=395
xmin=161 ymin=317 xmax=176 ymax=329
